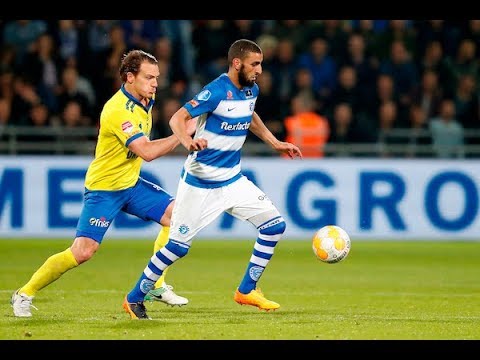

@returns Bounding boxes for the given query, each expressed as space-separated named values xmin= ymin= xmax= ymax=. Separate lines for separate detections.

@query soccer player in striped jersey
xmin=11 ymin=50 xmax=194 ymax=319
xmin=123 ymin=39 xmax=303 ymax=317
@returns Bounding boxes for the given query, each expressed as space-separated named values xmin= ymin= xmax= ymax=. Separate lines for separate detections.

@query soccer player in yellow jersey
xmin=11 ymin=49 xmax=195 ymax=319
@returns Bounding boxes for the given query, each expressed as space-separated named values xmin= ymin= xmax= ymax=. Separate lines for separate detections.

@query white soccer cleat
xmin=144 ymin=284 xmax=189 ymax=306
xmin=11 ymin=290 xmax=37 ymax=317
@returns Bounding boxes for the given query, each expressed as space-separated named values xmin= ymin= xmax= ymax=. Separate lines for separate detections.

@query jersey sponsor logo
xmin=197 ymin=90 xmax=211 ymax=101
xmin=249 ymin=266 xmax=264 ymax=281
xmin=189 ymin=99 xmax=199 ymax=107
xmin=122 ymin=121 xmax=134 ymax=133
xmin=220 ymin=121 xmax=250 ymax=131
xmin=126 ymin=150 xmax=138 ymax=159
xmin=89 ymin=216 xmax=110 ymax=228
xmin=249 ymin=102 xmax=255 ymax=111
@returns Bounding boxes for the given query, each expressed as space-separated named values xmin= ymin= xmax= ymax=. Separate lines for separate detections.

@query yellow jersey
xmin=85 ymin=85 xmax=153 ymax=191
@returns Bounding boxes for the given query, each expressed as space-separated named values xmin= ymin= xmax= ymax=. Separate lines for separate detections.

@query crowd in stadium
xmin=1 ymin=20 xmax=479 ymax=157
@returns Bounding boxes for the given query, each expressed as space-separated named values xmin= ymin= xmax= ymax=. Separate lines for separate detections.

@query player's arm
xmin=169 ymin=107 xmax=208 ymax=152
xmin=250 ymin=111 xmax=303 ymax=159
xmin=128 ymin=117 xmax=197 ymax=162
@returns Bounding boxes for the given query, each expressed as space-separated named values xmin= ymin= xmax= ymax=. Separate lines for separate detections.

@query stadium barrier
xmin=1 ymin=126 xmax=480 ymax=157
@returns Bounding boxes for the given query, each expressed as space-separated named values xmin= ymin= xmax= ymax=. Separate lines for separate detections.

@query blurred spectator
xmin=269 ymin=38 xmax=298 ymax=117
xmin=376 ymin=100 xmax=406 ymax=157
xmin=340 ymin=32 xmax=378 ymax=99
xmin=296 ymin=37 xmax=337 ymax=104
xmin=325 ymin=65 xmax=362 ymax=116
xmin=284 ymin=91 xmax=330 ymax=157
xmin=152 ymin=36 xmax=185 ymax=86
xmin=10 ymin=75 xmax=42 ymax=125
xmin=255 ymin=34 xmax=278 ymax=70
xmin=305 ymin=20 xmax=350 ymax=63
xmin=3 ymin=20 xmax=47 ymax=66
xmin=269 ymin=20 xmax=308 ymax=53
xmin=379 ymin=40 xmax=419 ymax=110
xmin=416 ymin=40 xmax=450 ymax=87
xmin=291 ymin=67 xmax=319 ymax=109
xmin=0 ymin=69 xmax=14 ymax=101
xmin=415 ymin=20 xmax=460 ymax=59
xmin=429 ymin=99 xmax=464 ymax=158
xmin=192 ymin=20 xmax=231 ymax=83
xmin=0 ymin=44 xmax=18 ymax=73
xmin=0 ymin=97 xmax=12 ymax=146
xmin=119 ymin=20 xmax=159 ymax=51
xmin=249 ymin=69 xmax=285 ymax=143
xmin=327 ymin=102 xmax=372 ymax=155
xmin=408 ymin=69 xmax=443 ymax=119
xmin=351 ymin=20 xmax=382 ymax=65
xmin=22 ymin=33 xmax=63 ymax=113
xmin=159 ymin=20 xmax=195 ymax=80
xmin=451 ymin=73 xmax=480 ymax=129
xmin=90 ymin=24 xmax=127 ymax=115
xmin=444 ymin=38 xmax=480 ymax=95
xmin=461 ymin=20 xmax=480 ymax=57
xmin=229 ymin=20 xmax=265 ymax=45
xmin=404 ymin=104 xmax=432 ymax=158
xmin=17 ymin=103 xmax=56 ymax=154
xmin=0 ymin=97 xmax=12 ymax=126
xmin=373 ymin=20 xmax=415 ymax=61
xmin=364 ymin=73 xmax=402 ymax=125
xmin=88 ymin=20 xmax=115 ymax=54
xmin=56 ymin=66 xmax=94 ymax=121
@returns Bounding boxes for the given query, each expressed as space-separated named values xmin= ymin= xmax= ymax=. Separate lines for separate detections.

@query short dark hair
xmin=119 ymin=49 xmax=158 ymax=82
xmin=227 ymin=39 xmax=262 ymax=64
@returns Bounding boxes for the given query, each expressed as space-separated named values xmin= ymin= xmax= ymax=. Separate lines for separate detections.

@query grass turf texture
xmin=1 ymin=238 xmax=479 ymax=340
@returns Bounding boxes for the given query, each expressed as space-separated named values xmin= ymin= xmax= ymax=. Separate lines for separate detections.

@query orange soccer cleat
xmin=234 ymin=288 xmax=280 ymax=311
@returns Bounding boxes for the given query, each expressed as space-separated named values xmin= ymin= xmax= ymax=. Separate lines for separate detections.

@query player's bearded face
xmin=238 ymin=64 xmax=255 ymax=87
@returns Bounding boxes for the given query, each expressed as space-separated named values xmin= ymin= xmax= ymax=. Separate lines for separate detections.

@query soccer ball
xmin=312 ymin=225 xmax=351 ymax=263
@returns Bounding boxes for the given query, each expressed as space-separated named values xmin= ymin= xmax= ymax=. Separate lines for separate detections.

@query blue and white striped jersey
xmin=181 ymin=73 xmax=259 ymax=189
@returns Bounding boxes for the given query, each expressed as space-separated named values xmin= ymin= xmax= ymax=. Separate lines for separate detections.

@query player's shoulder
xmin=102 ymin=90 xmax=132 ymax=117
xmin=201 ymin=73 xmax=238 ymax=99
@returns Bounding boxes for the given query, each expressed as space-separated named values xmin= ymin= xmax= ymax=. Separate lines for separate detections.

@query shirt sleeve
xmin=184 ymin=84 xmax=222 ymax=118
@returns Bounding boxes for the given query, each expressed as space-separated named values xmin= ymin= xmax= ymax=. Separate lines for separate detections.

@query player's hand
xmin=274 ymin=141 xmax=303 ymax=159
xmin=187 ymin=138 xmax=208 ymax=151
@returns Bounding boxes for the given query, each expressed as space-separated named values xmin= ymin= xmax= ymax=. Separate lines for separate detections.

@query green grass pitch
xmin=1 ymin=238 xmax=479 ymax=340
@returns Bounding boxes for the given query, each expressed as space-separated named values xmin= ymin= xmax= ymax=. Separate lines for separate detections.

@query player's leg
xmin=121 ymin=178 xmax=191 ymax=317
xmin=144 ymin=204 xmax=188 ymax=306
xmin=12 ymin=189 xmax=120 ymax=317
xmin=123 ymin=179 xmax=223 ymax=318
xmin=228 ymin=176 xmax=286 ymax=311
xmin=152 ymin=225 xmax=170 ymax=289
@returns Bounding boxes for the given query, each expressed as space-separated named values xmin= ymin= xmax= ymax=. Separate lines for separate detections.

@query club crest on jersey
xmin=249 ymin=266 xmax=264 ymax=281
xmin=227 ymin=90 xmax=233 ymax=99
xmin=122 ymin=121 xmax=134 ymax=133
xmin=245 ymin=89 xmax=253 ymax=98
xmin=178 ymin=224 xmax=190 ymax=235
xmin=197 ymin=90 xmax=211 ymax=101
xmin=140 ymin=279 xmax=155 ymax=293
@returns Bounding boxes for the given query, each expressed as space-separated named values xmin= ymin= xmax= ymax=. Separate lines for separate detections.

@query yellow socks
xmin=19 ymin=247 xmax=78 ymax=297
xmin=153 ymin=226 xmax=170 ymax=289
